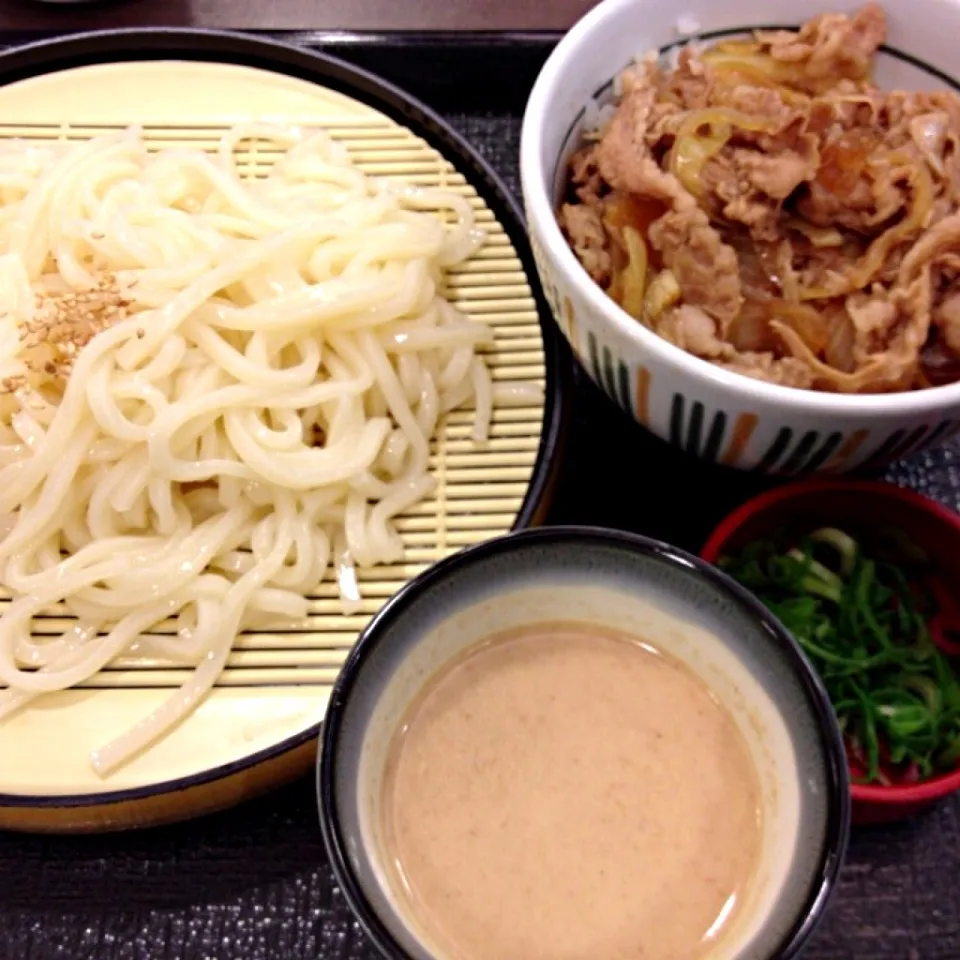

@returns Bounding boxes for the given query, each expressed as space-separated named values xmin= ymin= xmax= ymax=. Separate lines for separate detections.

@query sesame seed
xmin=1 ymin=272 xmax=132 ymax=396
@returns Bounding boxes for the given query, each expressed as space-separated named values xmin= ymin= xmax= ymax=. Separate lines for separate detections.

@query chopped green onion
xmin=810 ymin=527 xmax=859 ymax=577
xmin=720 ymin=526 xmax=960 ymax=785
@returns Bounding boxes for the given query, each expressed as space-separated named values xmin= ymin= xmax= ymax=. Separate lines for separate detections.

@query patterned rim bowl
xmin=519 ymin=0 xmax=960 ymax=474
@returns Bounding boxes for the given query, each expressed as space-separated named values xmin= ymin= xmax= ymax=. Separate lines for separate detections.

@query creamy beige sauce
xmin=381 ymin=623 xmax=763 ymax=960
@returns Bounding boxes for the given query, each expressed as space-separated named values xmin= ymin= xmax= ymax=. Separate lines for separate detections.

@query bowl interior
xmin=320 ymin=528 xmax=848 ymax=959
xmin=521 ymin=0 xmax=960 ymax=423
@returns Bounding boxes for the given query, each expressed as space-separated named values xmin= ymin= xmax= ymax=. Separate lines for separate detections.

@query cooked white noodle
xmin=0 ymin=124 xmax=533 ymax=776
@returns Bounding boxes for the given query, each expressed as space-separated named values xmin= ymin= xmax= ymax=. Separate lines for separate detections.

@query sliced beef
xmin=900 ymin=212 xmax=960 ymax=356
xmin=559 ymin=203 xmax=612 ymax=286
xmin=846 ymin=291 xmax=900 ymax=367
xmin=756 ymin=3 xmax=886 ymax=90
xmin=648 ymin=207 xmax=743 ymax=330
xmin=703 ymin=141 xmax=819 ymax=242
xmin=736 ymin=148 xmax=814 ymax=200
xmin=932 ymin=292 xmax=960 ymax=356
xmin=595 ymin=61 xmax=743 ymax=326
xmin=897 ymin=210 xmax=960 ymax=283
xmin=657 ymin=48 xmax=714 ymax=110
xmin=725 ymin=87 xmax=798 ymax=128
xmin=568 ymin=144 xmax=606 ymax=206
xmin=795 ymin=129 xmax=906 ymax=233
xmin=657 ymin=304 xmax=816 ymax=388
xmin=595 ymin=65 xmax=694 ymax=209
xmin=656 ymin=303 xmax=730 ymax=357
xmin=718 ymin=351 xmax=817 ymax=389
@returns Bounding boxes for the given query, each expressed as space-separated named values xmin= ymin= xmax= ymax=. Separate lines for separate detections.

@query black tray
xmin=0 ymin=30 xmax=959 ymax=960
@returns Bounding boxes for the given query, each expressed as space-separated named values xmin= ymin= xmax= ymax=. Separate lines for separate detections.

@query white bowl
xmin=520 ymin=0 xmax=960 ymax=473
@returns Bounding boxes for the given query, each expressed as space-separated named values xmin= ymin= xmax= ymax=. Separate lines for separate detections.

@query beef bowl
xmin=520 ymin=0 xmax=960 ymax=473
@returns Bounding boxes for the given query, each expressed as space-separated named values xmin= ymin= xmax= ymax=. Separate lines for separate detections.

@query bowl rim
xmin=518 ymin=0 xmax=960 ymax=415
xmin=316 ymin=524 xmax=851 ymax=960
xmin=699 ymin=478 xmax=960 ymax=807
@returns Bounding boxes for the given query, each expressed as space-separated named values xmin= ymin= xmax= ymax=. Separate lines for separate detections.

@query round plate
xmin=0 ymin=31 xmax=569 ymax=832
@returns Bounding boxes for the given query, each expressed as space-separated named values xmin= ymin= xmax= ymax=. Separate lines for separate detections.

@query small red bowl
xmin=701 ymin=479 xmax=960 ymax=826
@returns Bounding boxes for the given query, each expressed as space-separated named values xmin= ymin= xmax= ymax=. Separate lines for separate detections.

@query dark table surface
xmin=0 ymin=0 xmax=597 ymax=33
xmin=0 ymin=30 xmax=959 ymax=960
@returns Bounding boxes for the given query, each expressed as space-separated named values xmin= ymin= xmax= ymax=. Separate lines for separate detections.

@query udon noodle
xmin=0 ymin=124 xmax=516 ymax=776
